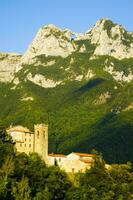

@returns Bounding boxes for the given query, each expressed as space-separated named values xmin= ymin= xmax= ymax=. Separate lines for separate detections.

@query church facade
xmin=7 ymin=123 xmax=99 ymax=172
xmin=7 ymin=124 xmax=48 ymax=163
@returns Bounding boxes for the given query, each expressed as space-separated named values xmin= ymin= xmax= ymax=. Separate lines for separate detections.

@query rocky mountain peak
xmin=91 ymin=18 xmax=127 ymax=40
xmin=43 ymin=24 xmax=60 ymax=29
xmin=1 ymin=18 xmax=133 ymax=84
xmin=95 ymin=18 xmax=116 ymax=27
xmin=21 ymin=25 xmax=76 ymax=63
xmin=20 ymin=19 xmax=133 ymax=64
xmin=41 ymin=24 xmax=75 ymax=41
xmin=86 ymin=18 xmax=133 ymax=59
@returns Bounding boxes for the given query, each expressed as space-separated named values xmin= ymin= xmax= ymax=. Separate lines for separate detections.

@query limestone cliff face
xmin=1 ymin=18 xmax=133 ymax=85
xmin=19 ymin=19 xmax=133 ymax=65
xmin=85 ymin=19 xmax=133 ymax=59
xmin=21 ymin=24 xmax=76 ymax=64
xmin=27 ymin=73 xmax=62 ymax=88
xmin=0 ymin=53 xmax=21 ymax=82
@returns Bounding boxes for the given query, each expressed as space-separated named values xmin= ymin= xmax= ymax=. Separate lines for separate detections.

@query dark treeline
xmin=0 ymin=125 xmax=133 ymax=200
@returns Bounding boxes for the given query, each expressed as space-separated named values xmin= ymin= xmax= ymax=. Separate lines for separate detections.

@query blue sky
xmin=0 ymin=0 xmax=133 ymax=54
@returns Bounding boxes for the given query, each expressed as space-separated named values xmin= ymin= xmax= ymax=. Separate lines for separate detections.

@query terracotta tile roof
xmin=73 ymin=152 xmax=95 ymax=157
xmin=48 ymin=153 xmax=66 ymax=157
xmin=81 ymin=159 xmax=94 ymax=164
xmin=7 ymin=126 xmax=32 ymax=133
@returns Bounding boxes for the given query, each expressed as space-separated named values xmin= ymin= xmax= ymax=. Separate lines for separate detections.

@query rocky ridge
xmin=84 ymin=19 xmax=133 ymax=59
xmin=21 ymin=24 xmax=76 ymax=64
xmin=0 ymin=19 xmax=133 ymax=85
xmin=0 ymin=19 xmax=133 ymax=163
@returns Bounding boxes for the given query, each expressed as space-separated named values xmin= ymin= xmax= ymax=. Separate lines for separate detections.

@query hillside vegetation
xmin=0 ymin=19 xmax=133 ymax=163
xmin=0 ymin=126 xmax=133 ymax=200
xmin=0 ymin=54 xmax=132 ymax=163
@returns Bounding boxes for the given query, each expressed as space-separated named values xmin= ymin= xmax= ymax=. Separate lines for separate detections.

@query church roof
xmin=48 ymin=153 xmax=66 ymax=157
xmin=81 ymin=159 xmax=94 ymax=164
xmin=73 ymin=152 xmax=95 ymax=157
xmin=7 ymin=125 xmax=32 ymax=133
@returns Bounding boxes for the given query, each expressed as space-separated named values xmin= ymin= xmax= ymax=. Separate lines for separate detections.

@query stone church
xmin=7 ymin=124 xmax=48 ymax=163
xmin=7 ymin=123 xmax=101 ymax=173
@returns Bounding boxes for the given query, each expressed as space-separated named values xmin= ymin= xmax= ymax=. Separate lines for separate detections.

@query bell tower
xmin=34 ymin=124 xmax=48 ymax=163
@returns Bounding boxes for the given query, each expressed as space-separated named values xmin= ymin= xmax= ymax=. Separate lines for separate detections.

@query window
xmin=37 ymin=131 xmax=39 ymax=138
xmin=25 ymin=138 xmax=26 ymax=141
xmin=29 ymin=144 xmax=31 ymax=148
xmin=59 ymin=158 xmax=61 ymax=162
xmin=72 ymin=168 xmax=75 ymax=173
xmin=25 ymin=144 xmax=26 ymax=147
xmin=20 ymin=143 xmax=22 ymax=147
xmin=29 ymin=139 xmax=31 ymax=142
xmin=54 ymin=159 xmax=57 ymax=165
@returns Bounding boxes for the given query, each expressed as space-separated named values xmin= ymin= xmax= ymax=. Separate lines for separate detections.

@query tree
xmin=45 ymin=166 xmax=71 ymax=200
xmin=0 ymin=123 xmax=14 ymax=166
xmin=0 ymin=123 xmax=15 ymax=200
xmin=33 ymin=187 xmax=52 ymax=200
xmin=12 ymin=176 xmax=31 ymax=200
xmin=13 ymin=153 xmax=71 ymax=199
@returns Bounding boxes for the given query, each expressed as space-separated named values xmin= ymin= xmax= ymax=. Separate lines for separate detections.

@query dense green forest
xmin=0 ymin=125 xmax=133 ymax=200
xmin=0 ymin=54 xmax=133 ymax=163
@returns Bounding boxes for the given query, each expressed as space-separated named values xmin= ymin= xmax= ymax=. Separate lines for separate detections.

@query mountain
xmin=0 ymin=53 xmax=21 ymax=82
xmin=0 ymin=19 xmax=133 ymax=163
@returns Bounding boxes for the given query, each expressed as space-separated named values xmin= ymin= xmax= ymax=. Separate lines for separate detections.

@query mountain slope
xmin=0 ymin=19 xmax=133 ymax=163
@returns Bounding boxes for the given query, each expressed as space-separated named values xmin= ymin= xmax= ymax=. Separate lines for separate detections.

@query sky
xmin=0 ymin=0 xmax=133 ymax=54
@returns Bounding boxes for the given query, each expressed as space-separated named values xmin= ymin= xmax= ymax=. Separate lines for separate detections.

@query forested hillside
xmin=0 ymin=19 xmax=133 ymax=163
